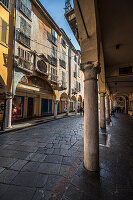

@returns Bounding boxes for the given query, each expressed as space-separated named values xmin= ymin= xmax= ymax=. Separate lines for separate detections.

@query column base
xmin=84 ymin=162 xmax=99 ymax=172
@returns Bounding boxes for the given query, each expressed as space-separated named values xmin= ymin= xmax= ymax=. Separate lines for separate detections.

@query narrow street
xmin=0 ymin=114 xmax=133 ymax=200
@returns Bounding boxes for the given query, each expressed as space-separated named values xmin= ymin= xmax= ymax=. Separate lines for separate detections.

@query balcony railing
xmin=0 ymin=0 xmax=9 ymax=9
xmin=49 ymin=74 xmax=58 ymax=83
xmin=64 ymin=8 xmax=79 ymax=42
xmin=51 ymin=57 xmax=57 ymax=66
xmin=59 ymin=59 xmax=66 ymax=69
xmin=16 ymin=30 xmax=30 ymax=48
xmin=18 ymin=58 xmax=33 ymax=72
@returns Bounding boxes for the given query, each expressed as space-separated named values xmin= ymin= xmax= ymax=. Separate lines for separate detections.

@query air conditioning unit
xmin=36 ymin=55 xmax=48 ymax=76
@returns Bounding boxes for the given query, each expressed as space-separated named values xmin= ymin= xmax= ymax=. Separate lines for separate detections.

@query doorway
xmin=27 ymin=97 xmax=33 ymax=118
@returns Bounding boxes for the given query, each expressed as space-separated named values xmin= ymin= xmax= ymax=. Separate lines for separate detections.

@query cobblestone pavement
xmin=0 ymin=114 xmax=133 ymax=200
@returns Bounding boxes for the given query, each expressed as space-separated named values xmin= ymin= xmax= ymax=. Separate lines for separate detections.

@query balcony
xmin=65 ymin=8 xmax=79 ymax=42
xmin=59 ymin=59 xmax=66 ymax=69
xmin=49 ymin=74 xmax=58 ymax=84
xmin=16 ymin=30 xmax=30 ymax=48
xmin=73 ymin=71 xmax=77 ymax=78
xmin=17 ymin=58 xmax=33 ymax=72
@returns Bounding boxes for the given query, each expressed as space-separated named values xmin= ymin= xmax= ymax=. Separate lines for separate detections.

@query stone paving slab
xmin=0 ymin=114 xmax=132 ymax=200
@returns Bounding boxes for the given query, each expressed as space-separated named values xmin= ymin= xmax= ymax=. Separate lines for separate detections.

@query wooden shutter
xmin=1 ymin=18 xmax=8 ymax=44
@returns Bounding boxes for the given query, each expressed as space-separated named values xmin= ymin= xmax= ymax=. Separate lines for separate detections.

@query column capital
xmin=99 ymin=92 xmax=106 ymax=97
xmin=80 ymin=61 xmax=101 ymax=81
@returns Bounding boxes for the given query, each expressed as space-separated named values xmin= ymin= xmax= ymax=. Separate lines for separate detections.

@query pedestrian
xmin=80 ymin=107 xmax=82 ymax=115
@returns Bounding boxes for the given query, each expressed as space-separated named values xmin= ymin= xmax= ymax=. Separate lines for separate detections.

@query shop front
xmin=41 ymin=98 xmax=52 ymax=115
xmin=14 ymin=75 xmax=55 ymax=120
xmin=12 ymin=96 xmax=24 ymax=120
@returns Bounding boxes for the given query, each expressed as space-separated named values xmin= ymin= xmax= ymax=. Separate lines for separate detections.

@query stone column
xmin=125 ymin=99 xmax=128 ymax=114
xmin=81 ymin=62 xmax=100 ymax=171
xmin=110 ymin=99 xmax=113 ymax=115
xmin=66 ymin=99 xmax=70 ymax=116
xmin=4 ymin=94 xmax=12 ymax=129
xmin=23 ymin=96 xmax=28 ymax=119
xmin=105 ymin=94 xmax=110 ymax=121
xmin=54 ymin=101 xmax=58 ymax=118
xmin=100 ymin=92 xmax=106 ymax=129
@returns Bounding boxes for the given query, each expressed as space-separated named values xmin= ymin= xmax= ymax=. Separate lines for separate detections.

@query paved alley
xmin=0 ymin=114 xmax=133 ymax=200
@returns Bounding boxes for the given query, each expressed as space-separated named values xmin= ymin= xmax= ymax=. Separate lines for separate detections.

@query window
xmin=20 ymin=17 xmax=31 ymax=37
xmin=74 ymin=80 xmax=77 ymax=89
xmin=20 ymin=0 xmax=32 ymax=19
xmin=74 ymin=55 xmax=77 ymax=62
xmin=52 ymin=46 xmax=57 ymax=58
xmin=79 ymin=83 xmax=81 ymax=92
xmin=0 ymin=17 xmax=8 ymax=45
xmin=62 ymin=71 xmax=66 ymax=82
xmin=25 ymin=51 xmax=31 ymax=62
xmin=62 ymin=49 xmax=66 ymax=61
xmin=74 ymin=64 xmax=77 ymax=72
xmin=61 ymin=38 xmax=66 ymax=48
xmin=78 ymin=58 xmax=80 ymax=65
xmin=51 ymin=67 xmax=57 ymax=82
xmin=78 ymin=67 xmax=80 ymax=77
xmin=47 ymin=31 xmax=52 ymax=42
xmin=0 ymin=0 xmax=9 ymax=9
xmin=18 ymin=47 xmax=24 ymax=58
xmin=18 ymin=17 xmax=31 ymax=47
xmin=52 ymin=29 xmax=57 ymax=45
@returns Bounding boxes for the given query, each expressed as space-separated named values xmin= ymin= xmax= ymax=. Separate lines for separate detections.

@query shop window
xmin=12 ymin=96 xmax=24 ymax=120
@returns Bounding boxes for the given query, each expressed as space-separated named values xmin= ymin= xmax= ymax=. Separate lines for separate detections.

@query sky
xmin=40 ymin=0 xmax=80 ymax=50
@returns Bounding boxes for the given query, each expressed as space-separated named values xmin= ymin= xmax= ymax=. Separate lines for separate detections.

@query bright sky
xmin=40 ymin=0 xmax=80 ymax=50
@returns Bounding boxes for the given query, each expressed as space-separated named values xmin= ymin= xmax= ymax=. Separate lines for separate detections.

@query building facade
xmin=0 ymin=0 xmax=10 ymax=125
xmin=0 ymin=0 xmax=15 ymax=129
xmin=0 ymin=0 xmax=84 ymax=127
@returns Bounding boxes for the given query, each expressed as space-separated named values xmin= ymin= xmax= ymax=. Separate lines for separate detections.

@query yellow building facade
xmin=0 ymin=0 xmax=10 ymax=124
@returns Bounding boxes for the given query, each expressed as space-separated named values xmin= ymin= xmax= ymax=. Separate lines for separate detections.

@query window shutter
xmin=0 ymin=17 xmax=2 ymax=42
xmin=1 ymin=19 xmax=7 ymax=44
